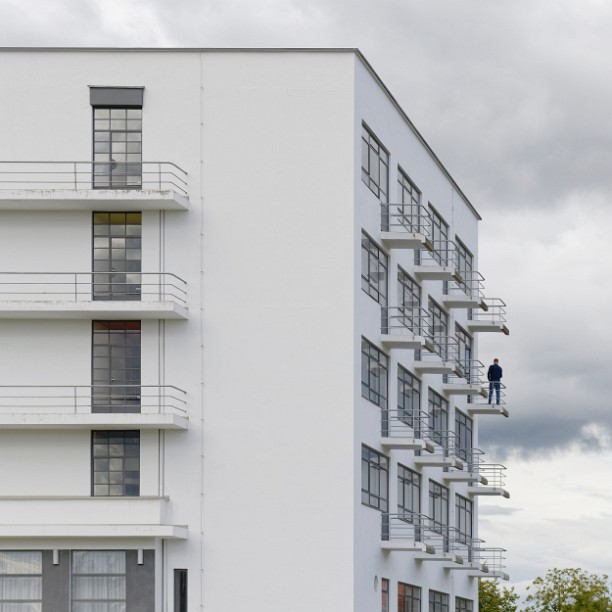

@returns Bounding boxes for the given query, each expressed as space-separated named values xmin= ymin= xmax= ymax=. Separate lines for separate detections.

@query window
xmin=455 ymin=597 xmax=473 ymax=612
xmin=93 ymin=212 xmax=142 ymax=301
xmin=455 ymin=325 xmax=472 ymax=377
xmin=92 ymin=431 xmax=140 ymax=496
xmin=455 ymin=409 xmax=473 ymax=464
xmin=398 ymin=268 xmax=421 ymax=333
xmin=72 ymin=551 xmax=126 ymax=611
xmin=428 ymin=480 xmax=449 ymax=531
xmin=398 ymin=168 xmax=421 ymax=209
xmin=0 ymin=551 xmax=42 ymax=611
xmin=399 ymin=583 xmax=421 ymax=612
xmin=454 ymin=238 xmax=474 ymax=294
xmin=398 ymin=464 xmax=420 ymax=519
xmin=93 ymin=107 xmax=142 ymax=189
xmin=361 ymin=233 xmax=388 ymax=305
xmin=361 ymin=338 xmax=388 ymax=408
xmin=361 ymin=445 xmax=389 ymax=511
xmin=397 ymin=367 xmax=421 ymax=429
xmin=361 ymin=125 xmax=389 ymax=202
xmin=429 ymin=590 xmax=449 ymax=612
xmin=429 ymin=206 xmax=449 ymax=265
xmin=456 ymin=495 xmax=473 ymax=544
xmin=384 ymin=168 xmax=421 ymax=232
xmin=428 ymin=389 xmax=448 ymax=447
xmin=381 ymin=578 xmax=389 ymax=612
xmin=428 ymin=298 xmax=448 ymax=359
xmin=174 ymin=569 xmax=188 ymax=612
xmin=92 ymin=321 xmax=141 ymax=413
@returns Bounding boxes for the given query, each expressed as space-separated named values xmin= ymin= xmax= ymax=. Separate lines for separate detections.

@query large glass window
xmin=361 ymin=338 xmax=388 ymax=408
xmin=93 ymin=212 xmax=142 ymax=301
xmin=93 ymin=107 xmax=142 ymax=188
xmin=455 ymin=409 xmax=473 ymax=464
xmin=361 ymin=233 xmax=388 ymax=306
xmin=381 ymin=578 xmax=389 ymax=612
xmin=361 ymin=126 xmax=389 ymax=202
xmin=0 ymin=551 xmax=42 ymax=611
xmin=429 ymin=590 xmax=449 ymax=612
xmin=71 ymin=551 xmax=126 ymax=611
xmin=455 ymin=238 xmax=474 ymax=295
xmin=455 ymin=325 xmax=472 ymax=377
xmin=456 ymin=494 xmax=473 ymax=544
xmin=92 ymin=431 xmax=140 ymax=497
xmin=92 ymin=321 xmax=141 ymax=413
xmin=429 ymin=206 xmax=449 ymax=265
xmin=428 ymin=389 xmax=448 ymax=447
xmin=399 ymin=583 xmax=421 ymax=612
xmin=455 ymin=597 xmax=473 ymax=612
xmin=398 ymin=464 xmax=420 ymax=519
xmin=398 ymin=367 xmax=421 ymax=428
xmin=428 ymin=480 xmax=449 ymax=530
xmin=397 ymin=268 xmax=421 ymax=334
xmin=428 ymin=298 xmax=448 ymax=359
xmin=361 ymin=445 xmax=389 ymax=511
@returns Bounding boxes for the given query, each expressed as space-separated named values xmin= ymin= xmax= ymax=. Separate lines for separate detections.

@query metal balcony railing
xmin=0 ymin=161 xmax=188 ymax=195
xmin=381 ymin=409 xmax=430 ymax=438
xmin=420 ymin=429 xmax=463 ymax=458
xmin=469 ymin=298 xmax=508 ymax=325
xmin=476 ymin=464 xmax=508 ymax=490
xmin=445 ymin=359 xmax=484 ymax=386
xmin=0 ymin=385 xmax=187 ymax=416
xmin=446 ymin=270 xmax=485 ymax=300
xmin=418 ymin=335 xmax=460 ymax=364
xmin=474 ymin=547 xmax=507 ymax=575
xmin=0 ymin=272 xmax=187 ymax=306
xmin=380 ymin=203 xmax=432 ymax=238
xmin=415 ymin=240 xmax=459 ymax=270
xmin=381 ymin=306 xmax=431 ymax=338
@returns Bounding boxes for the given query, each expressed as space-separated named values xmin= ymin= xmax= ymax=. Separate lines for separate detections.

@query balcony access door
xmin=93 ymin=212 xmax=142 ymax=301
xmin=92 ymin=321 xmax=141 ymax=413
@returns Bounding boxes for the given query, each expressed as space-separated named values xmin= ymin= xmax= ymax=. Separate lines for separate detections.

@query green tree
xmin=479 ymin=579 xmax=519 ymax=612
xmin=524 ymin=567 xmax=612 ymax=612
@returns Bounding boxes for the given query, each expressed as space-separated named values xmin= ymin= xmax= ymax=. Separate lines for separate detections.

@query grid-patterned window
xmin=389 ymin=168 xmax=422 ymax=234
xmin=93 ymin=107 xmax=142 ymax=188
xmin=361 ymin=233 xmax=388 ymax=305
xmin=429 ymin=590 xmax=449 ymax=612
xmin=456 ymin=495 xmax=473 ymax=544
xmin=455 ymin=409 xmax=473 ymax=464
xmin=361 ymin=338 xmax=388 ymax=408
xmin=398 ymin=366 xmax=421 ymax=428
xmin=398 ymin=583 xmax=421 ymax=612
xmin=381 ymin=578 xmax=389 ymax=612
xmin=361 ymin=126 xmax=389 ymax=202
xmin=428 ymin=298 xmax=448 ymax=359
xmin=455 ymin=238 xmax=473 ymax=279
xmin=72 ymin=551 xmax=126 ymax=611
xmin=429 ymin=206 xmax=449 ymax=265
xmin=428 ymin=480 xmax=449 ymax=530
xmin=398 ymin=268 xmax=420 ymax=312
xmin=455 ymin=325 xmax=472 ymax=376
xmin=398 ymin=168 xmax=421 ymax=208
xmin=455 ymin=597 xmax=473 ymax=612
xmin=93 ymin=212 xmax=142 ymax=301
xmin=92 ymin=430 xmax=140 ymax=496
xmin=398 ymin=464 xmax=420 ymax=518
xmin=361 ymin=445 xmax=389 ymax=511
xmin=428 ymin=389 xmax=448 ymax=447
xmin=0 ymin=551 xmax=42 ymax=611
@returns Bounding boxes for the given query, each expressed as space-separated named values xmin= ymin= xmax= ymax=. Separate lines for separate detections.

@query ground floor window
xmin=0 ymin=551 xmax=42 ymax=611
xmin=71 ymin=550 xmax=126 ymax=611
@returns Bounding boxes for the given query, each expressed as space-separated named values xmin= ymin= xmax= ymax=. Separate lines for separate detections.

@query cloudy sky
xmin=3 ymin=0 xmax=612 ymax=601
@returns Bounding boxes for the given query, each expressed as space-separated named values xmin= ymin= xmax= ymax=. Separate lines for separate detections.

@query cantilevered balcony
xmin=467 ymin=298 xmax=509 ymax=335
xmin=380 ymin=409 xmax=435 ymax=452
xmin=0 ymin=272 xmax=187 ymax=319
xmin=468 ymin=463 xmax=510 ymax=498
xmin=380 ymin=203 xmax=433 ymax=250
xmin=414 ymin=240 xmax=462 ymax=282
xmin=381 ymin=307 xmax=433 ymax=350
xmin=0 ymin=385 xmax=188 ymax=430
xmin=0 ymin=496 xmax=187 ymax=539
xmin=467 ymin=384 xmax=509 ymax=417
xmin=442 ymin=361 xmax=487 ymax=397
xmin=413 ymin=430 xmax=464 ymax=470
xmin=380 ymin=513 xmax=433 ymax=553
xmin=443 ymin=271 xmax=487 ymax=310
xmin=443 ymin=448 xmax=487 ymax=485
xmin=413 ymin=337 xmax=463 ymax=375
xmin=467 ymin=548 xmax=509 ymax=581
xmin=443 ymin=534 xmax=487 ymax=572
xmin=0 ymin=161 xmax=189 ymax=211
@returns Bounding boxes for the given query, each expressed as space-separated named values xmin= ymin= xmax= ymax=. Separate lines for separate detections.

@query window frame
xmin=429 ymin=590 xmax=449 ymax=612
xmin=91 ymin=430 xmax=140 ymax=497
xmin=361 ymin=338 xmax=389 ymax=409
xmin=455 ymin=597 xmax=473 ymax=612
xmin=397 ymin=366 xmax=421 ymax=429
xmin=361 ymin=125 xmax=389 ymax=202
xmin=361 ymin=232 xmax=388 ymax=306
xmin=71 ymin=550 xmax=127 ymax=611
xmin=398 ymin=582 xmax=421 ymax=612
xmin=361 ymin=445 xmax=389 ymax=511
xmin=428 ymin=480 xmax=449 ymax=531
xmin=0 ymin=551 xmax=42 ymax=610
xmin=428 ymin=298 xmax=449 ymax=359
xmin=398 ymin=464 xmax=421 ymax=520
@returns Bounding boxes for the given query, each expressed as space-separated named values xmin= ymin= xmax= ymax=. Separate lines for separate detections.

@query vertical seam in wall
xmin=199 ymin=49 xmax=205 ymax=612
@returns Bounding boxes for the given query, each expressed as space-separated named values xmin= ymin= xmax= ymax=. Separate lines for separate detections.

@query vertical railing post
xmin=73 ymin=162 xmax=77 ymax=190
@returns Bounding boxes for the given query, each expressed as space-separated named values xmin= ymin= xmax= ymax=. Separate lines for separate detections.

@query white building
xmin=0 ymin=48 xmax=509 ymax=612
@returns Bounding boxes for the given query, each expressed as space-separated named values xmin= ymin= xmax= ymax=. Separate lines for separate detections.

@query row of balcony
xmin=381 ymin=513 xmax=508 ymax=580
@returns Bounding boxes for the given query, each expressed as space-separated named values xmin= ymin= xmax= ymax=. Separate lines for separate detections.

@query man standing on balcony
xmin=487 ymin=358 xmax=503 ymax=404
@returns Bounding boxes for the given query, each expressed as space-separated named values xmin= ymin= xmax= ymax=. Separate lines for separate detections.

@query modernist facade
xmin=0 ymin=48 xmax=509 ymax=612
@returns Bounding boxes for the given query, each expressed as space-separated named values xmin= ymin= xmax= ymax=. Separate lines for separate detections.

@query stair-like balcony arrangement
xmin=443 ymin=534 xmax=488 ymax=572
xmin=442 ymin=360 xmax=487 ymax=397
xmin=0 ymin=496 xmax=187 ymax=539
xmin=0 ymin=272 xmax=188 ymax=319
xmin=443 ymin=270 xmax=487 ymax=310
xmin=413 ymin=430 xmax=464 ymax=470
xmin=380 ymin=409 xmax=435 ymax=452
xmin=414 ymin=240 xmax=462 ymax=282
xmin=413 ymin=337 xmax=463 ymax=376
xmin=443 ymin=448 xmax=488 ymax=485
xmin=467 ymin=463 xmax=510 ymax=498
xmin=0 ymin=161 xmax=189 ymax=211
xmin=380 ymin=307 xmax=433 ymax=350
xmin=0 ymin=384 xmax=188 ymax=430
xmin=468 ymin=547 xmax=509 ymax=580
xmin=467 ymin=298 xmax=509 ymax=335
xmin=380 ymin=203 xmax=433 ymax=250
xmin=467 ymin=384 xmax=509 ymax=417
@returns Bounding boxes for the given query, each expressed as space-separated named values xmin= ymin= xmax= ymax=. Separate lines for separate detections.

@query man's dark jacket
xmin=487 ymin=364 xmax=502 ymax=382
